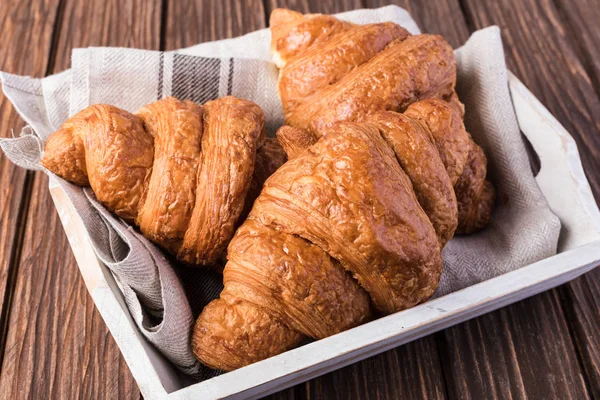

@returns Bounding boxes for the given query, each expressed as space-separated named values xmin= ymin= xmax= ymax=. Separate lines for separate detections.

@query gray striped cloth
xmin=0 ymin=6 xmax=560 ymax=382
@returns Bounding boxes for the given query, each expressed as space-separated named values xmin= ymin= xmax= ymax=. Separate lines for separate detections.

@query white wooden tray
xmin=48 ymin=72 xmax=600 ymax=400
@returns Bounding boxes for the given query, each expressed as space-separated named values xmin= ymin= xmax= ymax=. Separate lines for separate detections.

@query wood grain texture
xmin=0 ymin=0 xmax=161 ymax=398
xmin=165 ymin=0 xmax=267 ymax=50
xmin=364 ymin=0 xmax=469 ymax=48
xmin=439 ymin=291 xmax=590 ymax=399
xmin=431 ymin=1 xmax=600 ymax=397
xmin=0 ymin=1 xmax=598 ymax=399
xmin=0 ymin=179 xmax=138 ymax=398
xmin=320 ymin=1 xmax=598 ymax=398
xmin=265 ymin=0 xmax=363 ymax=15
xmin=53 ymin=0 xmax=161 ymax=61
xmin=0 ymin=0 xmax=61 ymax=360
xmin=259 ymin=1 xmax=600 ymax=399
xmin=553 ymin=0 xmax=600 ymax=97
xmin=559 ymin=268 xmax=600 ymax=398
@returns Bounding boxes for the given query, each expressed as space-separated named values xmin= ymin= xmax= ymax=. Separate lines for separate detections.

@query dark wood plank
xmin=0 ymin=180 xmax=139 ymax=398
xmin=364 ymin=0 xmax=469 ymax=48
xmin=168 ymin=0 xmax=446 ymax=398
xmin=177 ymin=1 xmax=598 ymax=398
xmin=165 ymin=0 xmax=267 ymax=51
xmin=559 ymin=268 xmax=600 ymax=399
xmin=1 ymin=1 xmax=595 ymax=400
xmin=54 ymin=0 xmax=161 ymax=57
xmin=553 ymin=0 xmax=600 ymax=97
xmin=0 ymin=0 xmax=161 ymax=398
xmin=265 ymin=0 xmax=362 ymax=15
xmin=439 ymin=291 xmax=590 ymax=399
xmin=0 ymin=0 xmax=61 ymax=362
xmin=167 ymin=1 xmax=447 ymax=398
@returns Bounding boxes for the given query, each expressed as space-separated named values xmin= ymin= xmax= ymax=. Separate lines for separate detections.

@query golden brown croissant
xmin=277 ymin=99 xmax=494 ymax=236
xmin=270 ymin=8 xmax=354 ymax=68
xmin=271 ymin=9 xmax=493 ymax=234
xmin=404 ymin=100 xmax=494 ymax=233
xmin=239 ymin=137 xmax=288 ymax=221
xmin=193 ymin=117 xmax=449 ymax=371
xmin=40 ymin=96 xmax=285 ymax=266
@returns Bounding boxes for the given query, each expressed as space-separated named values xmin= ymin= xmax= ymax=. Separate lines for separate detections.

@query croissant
xmin=271 ymin=8 xmax=494 ymax=234
xmin=270 ymin=8 xmax=354 ymax=68
xmin=239 ymin=136 xmax=289 ymax=221
xmin=41 ymin=96 xmax=286 ymax=266
xmin=194 ymin=111 xmax=462 ymax=370
xmin=277 ymin=99 xmax=494 ymax=237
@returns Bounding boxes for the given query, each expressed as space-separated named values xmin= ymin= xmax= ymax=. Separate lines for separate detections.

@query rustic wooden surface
xmin=0 ymin=0 xmax=598 ymax=399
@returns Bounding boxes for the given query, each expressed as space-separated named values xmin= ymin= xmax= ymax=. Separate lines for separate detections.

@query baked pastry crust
xmin=278 ymin=22 xmax=410 ymax=113
xmin=370 ymin=111 xmax=458 ymax=245
xmin=272 ymin=10 xmax=493 ymax=235
xmin=43 ymin=104 xmax=154 ymax=223
xmin=270 ymin=8 xmax=354 ymax=68
xmin=192 ymin=298 xmax=304 ymax=371
xmin=252 ymin=122 xmax=443 ymax=314
xmin=239 ymin=137 xmax=288 ymax=220
xmin=285 ymin=34 xmax=457 ymax=134
xmin=192 ymin=10 xmax=498 ymax=370
xmin=275 ymin=125 xmax=318 ymax=159
xmin=42 ymin=96 xmax=270 ymax=266
xmin=226 ymin=219 xmax=371 ymax=338
xmin=134 ymin=98 xmax=203 ymax=253
xmin=178 ymin=97 xmax=265 ymax=265
xmin=278 ymin=100 xmax=495 ymax=236
xmin=405 ymin=99 xmax=495 ymax=233
xmin=193 ymin=122 xmax=444 ymax=370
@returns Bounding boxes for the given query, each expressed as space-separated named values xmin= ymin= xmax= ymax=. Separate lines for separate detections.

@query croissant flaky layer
xmin=193 ymin=120 xmax=445 ymax=370
xmin=404 ymin=100 xmax=494 ymax=233
xmin=270 ymin=8 xmax=354 ymax=68
xmin=284 ymin=34 xmax=457 ymax=134
xmin=41 ymin=96 xmax=287 ymax=266
xmin=272 ymin=8 xmax=494 ymax=235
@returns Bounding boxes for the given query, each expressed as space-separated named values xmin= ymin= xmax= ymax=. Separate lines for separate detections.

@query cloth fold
xmin=0 ymin=5 xmax=560 ymax=381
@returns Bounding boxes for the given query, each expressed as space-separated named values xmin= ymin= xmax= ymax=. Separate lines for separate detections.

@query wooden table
xmin=0 ymin=0 xmax=598 ymax=398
